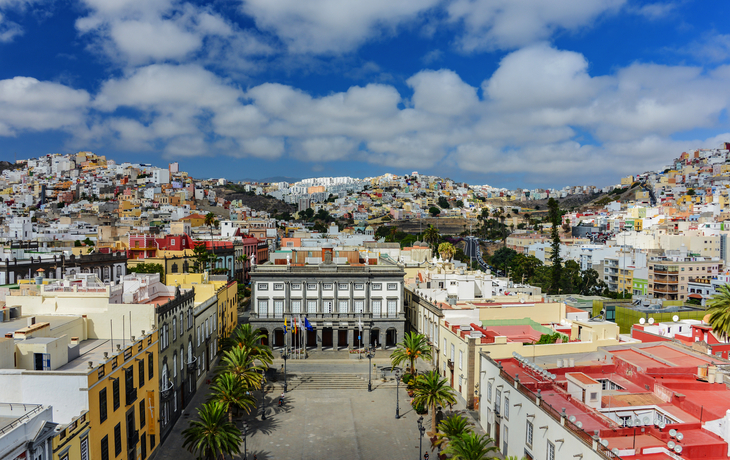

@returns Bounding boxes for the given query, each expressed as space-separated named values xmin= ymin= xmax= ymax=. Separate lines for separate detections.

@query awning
xmin=688 ymin=294 xmax=703 ymax=299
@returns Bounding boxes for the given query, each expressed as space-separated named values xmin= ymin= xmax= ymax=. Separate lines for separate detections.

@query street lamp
xmin=366 ymin=347 xmax=375 ymax=392
xmin=261 ymin=378 xmax=267 ymax=421
xmin=280 ymin=350 xmax=288 ymax=393
xmin=242 ymin=421 xmax=248 ymax=460
xmin=395 ymin=369 xmax=402 ymax=419
xmin=417 ymin=416 xmax=426 ymax=460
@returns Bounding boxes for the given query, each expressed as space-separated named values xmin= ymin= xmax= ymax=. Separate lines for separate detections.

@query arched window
xmin=171 ymin=263 xmax=178 ymax=274
xmin=173 ymin=354 xmax=177 ymax=378
xmin=162 ymin=362 xmax=169 ymax=386
xmin=180 ymin=313 xmax=183 ymax=336
xmin=188 ymin=341 xmax=193 ymax=363
xmin=172 ymin=318 xmax=177 ymax=342
xmin=180 ymin=349 xmax=184 ymax=372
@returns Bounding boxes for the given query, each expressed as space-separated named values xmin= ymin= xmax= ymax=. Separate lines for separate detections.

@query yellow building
xmin=52 ymin=411 xmax=90 ymax=460
xmin=617 ymin=268 xmax=634 ymax=293
xmin=216 ymin=280 xmax=239 ymax=340
xmin=166 ymin=272 xmax=238 ymax=340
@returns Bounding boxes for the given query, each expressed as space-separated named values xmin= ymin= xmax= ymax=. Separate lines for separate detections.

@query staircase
xmin=285 ymin=373 xmax=369 ymax=390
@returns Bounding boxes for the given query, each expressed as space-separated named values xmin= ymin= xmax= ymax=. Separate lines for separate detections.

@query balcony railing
xmin=125 ymin=387 xmax=138 ymax=406
xmin=127 ymin=429 xmax=139 ymax=447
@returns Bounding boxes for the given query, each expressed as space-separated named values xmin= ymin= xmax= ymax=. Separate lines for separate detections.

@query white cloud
xmin=0 ymin=76 xmax=90 ymax=135
xmin=677 ymin=32 xmax=730 ymax=63
xmin=408 ymin=69 xmax=479 ymax=116
xmin=446 ymin=0 xmax=625 ymax=52
xmin=0 ymin=12 xmax=22 ymax=42
xmin=240 ymin=0 xmax=439 ymax=54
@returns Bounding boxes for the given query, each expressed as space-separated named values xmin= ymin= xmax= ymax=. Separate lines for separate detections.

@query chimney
xmin=70 ymin=337 xmax=79 ymax=346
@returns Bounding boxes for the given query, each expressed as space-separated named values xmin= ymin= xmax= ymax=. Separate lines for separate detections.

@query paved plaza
xmin=154 ymin=359 xmax=485 ymax=460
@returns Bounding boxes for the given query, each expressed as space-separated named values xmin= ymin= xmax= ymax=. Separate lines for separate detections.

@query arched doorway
xmin=273 ymin=328 xmax=285 ymax=348
xmin=337 ymin=329 xmax=348 ymax=350
xmin=257 ymin=328 xmax=269 ymax=346
xmin=386 ymin=328 xmax=398 ymax=348
xmin=306 ymin=329 xmax=317 ymax=348
xmin=370 ymin=328 xmax=380 ymax=348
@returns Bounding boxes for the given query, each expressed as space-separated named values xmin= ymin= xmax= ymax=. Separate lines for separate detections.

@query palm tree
xmin=707 ymin=284 xmax=730 ymax=339
xmin=443 ymin=432 xmax=499 ymax=460
xmin=209 ymin=372 xmax=256 ymax=423
xmin=219 ymin=346 xmax=266 ymax=391
xmin=204 ymin=212 xmax=217 ymax=270
xmin=424 ymin=225 xmax=441 ymax=252
xmin=438 ymin=242 xmax=456 ymax=262
xmin=390 ymin=332 xmax=433 ymax=377
xmin=412 ymin=370 xmax=457 ymax=434
xmin=182 ymin=401 xmax=241 ymax=460
xmin=227 ymin=324 xmax=274 ymax=365
xmin=434 ymin=414 xmax=473 ymax=451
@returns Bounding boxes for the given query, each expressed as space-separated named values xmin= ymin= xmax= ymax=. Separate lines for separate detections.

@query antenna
xmin=667 ymin=441 xmax=676 ymax=450
xmin=640 ymin=317 xmax=646 ymax=324
xmin=649 ymin=317 xmax=655 ymax=324
xmin=676 ymin=432 xmax=684 ymax=441
xmin=674 ymin=445 xmax=683 ymax=454
xmin=642 ymin=416 xmax=650 ymax=425
xmin=569 ymin=415 xmax=576 ymax=423
xmin=673 ymin=315 xmax=679 ymax=322
xmin=626 ymin=419 xmax=633 ymax=427
xmin=611 ymin=448 xmax=619 ymax=455
xmin=577 ymin=421 xmax=583 ymax=428
xmin=600 ymin=439 xmax=609 ymax=448
xmin=669 ymin=429 xmax=677 ymax=437
xmin=659 ymin=421 xmax=666 ymax=429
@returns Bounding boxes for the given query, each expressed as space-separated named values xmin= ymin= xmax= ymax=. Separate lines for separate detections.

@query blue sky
xmin=1 ymin=0 xmax=730 ymax=188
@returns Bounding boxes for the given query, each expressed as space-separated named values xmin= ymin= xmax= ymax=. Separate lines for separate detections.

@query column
xmin=379 ymin=329 xmax=385 ymax=351
xmin=333 ymin=327 xmax=339 ymax=352
xmin=316 ymin=328 xmax=323 ymax=352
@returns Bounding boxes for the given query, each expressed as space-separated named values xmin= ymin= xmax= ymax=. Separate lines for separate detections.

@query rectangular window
xmin=338 ymin=283 xmax=348 ymax=290
xmin=291 ymin=283 xmax=301 ymax=290
xmin=487 ymin=382 xmax=492 ymax=402
xmin=387 ymin=283 xmax=398 ymax=290
xmin=112 ymin=378 xmax=120 ymax=410
xmin=443 ymin=338 xmax=447 ymax=355
xmin=99 ymin=388 xmax=108 ymax=423
xmin=496 ymin=389 xmax=501 ymax=415
xmin=137 ymin=357 xmax=145 ymax=388
xmin=322 ymin=283 xmax=333 ymax=290
xmin=148 ymin=353 xmax=153 ymax=379
xmin=387 ymin=299 xmax=397 ymax=317
xmin=257 ymin=300 xmax=268 ymax=317
xmin=139 ymin=400 xmax=146 ymax=428
xmin=273 ymin=283 xmax=284 ymax=290
xmin=450 ymin=344 xmax=455 ymax=362
xmin=323 ymin=300 xmax=334 ymax=313
xmin=504 ymin=396 xmax=509 ymax=420
xmin=372 ymin=300 xmax=381 ymax=317
xmin=372 ymin=283 xmax=382 ymax=290
xmin=547 ymin=441 xmax=555 ymax=460
xmin=354 ymin=300 xmax=364 ymax=313
xmin=338 ymin=300 xmax=348 ymax=313
xmin=503 ymin=426 xmax=508 ymax=454
xmin=526 ymin=421 xmax=533 ymax=448
xmin=354 ymin=283 xmax=364 ymax=290
xmin=101 ymin=435 xmax=109 ymax=460
xmin=113 ymin=423 xmax=122 ymax=456
xmin=180 ymin=313 xmax=183 ymax=336
xmin=307 ymin=300 xmax=317 ymax=313
xmin=292 ymin=300 xmax=301 ymax=314
xmin=274 ymin=300 xmax=284 ymax=318
xmin=258 ymin=283 xmax=268 ymax=290
xmin=172 ymin=318 xmax=176 ymax=342
xmin=197 ymin=326 xmax=201 ymax=346
xmin=307 ymin=283 xmax=317 ymax=290
xmin=141 ymin=433 xmax=147 ymax=460
xmin=459 ymin=350 xmax=463 ymax=369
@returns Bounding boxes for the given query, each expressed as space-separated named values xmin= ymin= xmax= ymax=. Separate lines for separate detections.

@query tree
xmin=437 ymin=242 xmax=456 ymax=261
xmin=707 ymin=284 xmax=730 ymax=340
xmin=204 ymin=212 xmax=217 ymax=267
xmin=182 ymin=401 xmax=241 ymax=460
xmin=687 ymin=188 xmax=696 ymax=196
xmin=429 ymin=206 xmax=441 ymax=217
xmin=219 ymin=346 xmax=266 ymax=391
xmin=547 ymin=198 xmax=563 ymax=295
xmin=209 ymin=372 xmax=256 ymax=423
xmin=434 ymin=414 xmax=473 ymax=451
xmin=443 ymin=432 xmax=499 ymax=460
xmin=412 ymin=370 xmax=457 ymax=434
xmin=456 ymin=200 xmax=464 ymax=208
xmin=192 ymin=243 xmax=215 ymax=273
xmin=390 ymin=332 xmax=433 ymax=377
xmin=304 ymin=208 xmax=315 ymax=219
xmin=227 ymin=324 xmax=274 ymax=366
xmin=438 ymin=197 xmax=450 ymax=209
xmin=490 ymin=247 xmax=517 ymax=274
xmin=423 ymin=225 xmax=441 ymax=251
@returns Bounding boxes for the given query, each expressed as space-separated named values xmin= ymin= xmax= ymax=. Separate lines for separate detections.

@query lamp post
xmin=242 ymin=421 xmax=248 ymax=460
xmin=261 ymin=378 xmax=267 ymax=421
xmin=366 ymin=347 xmax=375 ymax=392
xmin=395 ymin=369 xmax=402 ymax=419
xmin=417 ymin=416 xmax=426 ymax=460
xmin=280 ymin=350 xmax=288 ymax=393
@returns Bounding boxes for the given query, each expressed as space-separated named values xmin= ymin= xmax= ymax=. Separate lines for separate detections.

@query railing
xmin=0 ymin=404 xmax=45 ymax=435
xmin=653 ymin=286 xmax=678 ymax=293
xmin=127 ymin=429 xmax=139 ymax=447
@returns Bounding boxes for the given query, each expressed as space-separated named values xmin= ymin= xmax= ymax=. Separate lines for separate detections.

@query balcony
xmin=127 ymin=429 xmax=139 ymax=447
xmin=653 ymin=286 xmax=678 ymax=293
xmin=447 ymin=359 xmax=454 ymax=370
xmin=654 ymin=265 xmax=679 ymax=275
xmin=125 ymin=387 xmax=138 ymax=406
xmin=653 ymin=274 xmax=678 ymax=283
xmin=187 ymin=358 xmax=198 ymax=373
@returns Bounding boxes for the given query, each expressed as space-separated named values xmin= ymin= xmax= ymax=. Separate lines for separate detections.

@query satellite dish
xmin=673 ymin=315 xmax=679 ymax=322
xmin=601 ymin=439 xmax=609 ymax=448
xmin=577 ymin=421 xmax=583 ymax=428
xmin=668 ymin=441 xmax=676 ymax=450
xmin=612 ymin=448 xmax=619 ymax=455
xmin=640 ymin=317 xmax=646 ymax=324
xmin=659 ymin=421 xmax=666 ymax=429
xmin=675 ymin=445 xmax=683 ymax=454
xmin=569 ymin=415 xmax=577 ymax=423
xmin=669 ymin=429 xmax=677 ymax=437
xmin=634 ymin=418 xmax=642 ymax=427
xmin=512 ymin=351 xmax=518 ymax=357
xmin=676 ymin=432 xmax=684 ymax=441
xmin=649 ymin=318 xmax=655 ymax=324
xmin=642 ymin=417 xmax=650 ymax=425
xmin=626 ymin=419 xmax=633 ymax=427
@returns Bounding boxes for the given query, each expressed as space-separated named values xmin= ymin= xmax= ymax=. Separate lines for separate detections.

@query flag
xmin=357 ymin=315 xmax=363 ymax=332
xmin=284 ymin=316 xmax=289 ymax=334
xmin=293 ymin=316 xmax=297 ymax=334
xmin=304 ymin=317 xmax=314 ymax=331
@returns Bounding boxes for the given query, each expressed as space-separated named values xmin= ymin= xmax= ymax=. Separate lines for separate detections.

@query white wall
xmin=0 ymin=372 xmax=89 ymax=424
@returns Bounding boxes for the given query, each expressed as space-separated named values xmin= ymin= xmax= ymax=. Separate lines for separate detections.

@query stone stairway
xmin=284 ymin=373 xmax=369 ymax=390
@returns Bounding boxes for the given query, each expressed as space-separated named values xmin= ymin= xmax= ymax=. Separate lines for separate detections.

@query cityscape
xmin=3 ymin=1 xmax=730 ymax=460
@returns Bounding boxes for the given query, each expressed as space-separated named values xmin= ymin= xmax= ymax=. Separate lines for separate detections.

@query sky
xmin=1 ymin=1 xmax=730 ymax=188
